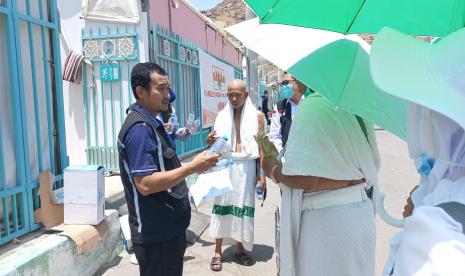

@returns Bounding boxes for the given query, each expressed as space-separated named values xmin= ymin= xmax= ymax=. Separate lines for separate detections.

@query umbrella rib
xmin=335 ymin=44 xmax=359 ymax=104
xmin=344 ymin=0 xmax=367 ymax=34
xmin=261 ymin=0 xmax=281 ymax=22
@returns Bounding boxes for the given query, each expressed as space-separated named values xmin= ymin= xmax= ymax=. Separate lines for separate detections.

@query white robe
xmin=280 ymin=94 xmax=380 ymax=276
xmin=208 ymin=98 xmax=260 ymax=251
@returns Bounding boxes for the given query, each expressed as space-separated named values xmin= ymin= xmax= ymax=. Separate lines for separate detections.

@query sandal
xmin=210 ymin=256 xmax=222 ymax=272
xmin=234 ymin=252 xmax=253 ymax=266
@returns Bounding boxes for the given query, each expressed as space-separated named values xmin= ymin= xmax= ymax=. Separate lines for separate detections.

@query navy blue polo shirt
xmin=124 ymin=103 xmax=176 ymax=177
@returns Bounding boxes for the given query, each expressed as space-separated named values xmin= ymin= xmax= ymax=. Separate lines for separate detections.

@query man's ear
xmin=244 ymin=92 xmax=249 ymax=98
xmin=135 ymin=86 xmax=145 ymax=99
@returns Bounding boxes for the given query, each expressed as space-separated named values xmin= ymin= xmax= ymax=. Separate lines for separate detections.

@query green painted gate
xmin=82 ymin=25 xmax=139 ymax=172
xmin=0 ymin=0 xmax=67 ymax=245
xmin=152 ymin=24 xmax=210 ymax=156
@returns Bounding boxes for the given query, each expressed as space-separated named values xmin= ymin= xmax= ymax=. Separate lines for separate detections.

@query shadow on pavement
xmin=190 ymin=235 xmax=215 ymax=247
xmin=184 ymin=256 xmax=195 ymax=262
xmin=221 ymin=243 xmax=274 ymax=265
xmin=94 ymin=256 xmax=124 ymax=276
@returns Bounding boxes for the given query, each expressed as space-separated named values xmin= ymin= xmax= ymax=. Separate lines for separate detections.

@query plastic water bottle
xmin=187 ymin=113 xmax=195 ymax=125
xmin=194 ymin=118 xmax=201 ymax=131
xmin=166 ymin=113 xmax=178 ymax=134
xmin=205 ymin=135 xmax=232 ymax=173
xmin=186 ymin=113 xmax=196 ymax=133
xmin=208 ymin=159 xmax=233 ymax=172
xmin=208 ymin=135 xmax=228 ymax=155
xmin=256 ymin=181 xmax=264 ymax=200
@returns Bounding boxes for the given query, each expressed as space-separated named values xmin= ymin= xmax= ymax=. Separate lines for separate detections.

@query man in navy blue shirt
xmin=118 ymin=62 xmax=219 ymax=276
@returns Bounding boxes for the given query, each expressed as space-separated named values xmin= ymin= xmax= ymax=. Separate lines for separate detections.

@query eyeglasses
xmin=226 ymin=92 xmax=244 ymax=98
xmin=281 ymin=79 xmax=296 ymax=86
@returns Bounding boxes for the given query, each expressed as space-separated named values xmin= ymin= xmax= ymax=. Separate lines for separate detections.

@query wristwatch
xmin=270 ymin=164 xmax=280 ymax=183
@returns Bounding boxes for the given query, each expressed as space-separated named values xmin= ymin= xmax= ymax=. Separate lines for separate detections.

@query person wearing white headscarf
xmin=383 ymin=104 xmax=465 ymax=276
xmin=262 ymin=93 xmax=380 ymax=276
xmin=366 ymin=26 xmax=465 ymax=276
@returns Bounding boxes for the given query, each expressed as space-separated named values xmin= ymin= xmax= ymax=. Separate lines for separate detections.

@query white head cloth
xmin=408 ymin=103 xmax=465 ymax=207
xmin=383 ymin=104 xmax=465 ymax=276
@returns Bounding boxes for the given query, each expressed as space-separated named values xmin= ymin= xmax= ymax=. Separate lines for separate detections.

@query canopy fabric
xmin=370 ymin=27 xmax=465 ymax=133
xmin=225 ymin=19 xmax=407 ymax=140
xmin=244 ymin=0 xmax=465 ymax=37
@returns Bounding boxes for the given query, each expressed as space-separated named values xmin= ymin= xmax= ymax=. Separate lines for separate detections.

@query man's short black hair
xmin=131 ymin=62 xmax=167 ymax=99
xmin=264 ymin=90 xmax=268 ymax=94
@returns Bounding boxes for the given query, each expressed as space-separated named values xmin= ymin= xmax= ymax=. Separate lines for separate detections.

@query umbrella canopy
xmin=244 ymin=0 xmax=465 ymax=37
xmin=371 ymin=27 xmax=465 ymax=131
xmin=225 ymin=19 xmax=407 ymax=140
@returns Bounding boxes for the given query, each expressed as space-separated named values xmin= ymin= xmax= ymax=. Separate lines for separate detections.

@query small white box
xmin=64 ymin=165 xmax=105 ymax=225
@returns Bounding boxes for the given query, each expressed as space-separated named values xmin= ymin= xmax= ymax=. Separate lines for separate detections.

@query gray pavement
xmin=99 ymin=129 xmax=417 ymax=276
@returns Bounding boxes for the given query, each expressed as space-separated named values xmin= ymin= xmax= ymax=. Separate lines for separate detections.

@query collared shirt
xmin=124 ymin=103 xmax=175 ymax=177
xmin=269 ymin=98 xmax=302 ymax=152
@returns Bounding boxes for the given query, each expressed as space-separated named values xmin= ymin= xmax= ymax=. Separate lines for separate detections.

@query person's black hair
xmin=264 ymin=90 xmax=268 ymax=94
xmin=130 ymin=62 xmax=167 ymax=99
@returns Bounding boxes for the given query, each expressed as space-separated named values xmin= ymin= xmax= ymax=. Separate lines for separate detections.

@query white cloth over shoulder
xmin=384 ymin=103 xmax=465 ymax=276
xmin=280 ymin=94 xmax=380 ymax=276
xmin=214 ymin=97 xmax=260 ymax=160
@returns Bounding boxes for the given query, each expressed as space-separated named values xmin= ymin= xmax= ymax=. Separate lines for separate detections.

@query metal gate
xmin=152 ymin=24 xmax=208 ymax=156
xmin=0 ymin=0 xmax=67 ymax=245
xmin=82 ymin=25 xmax=139 ymax=171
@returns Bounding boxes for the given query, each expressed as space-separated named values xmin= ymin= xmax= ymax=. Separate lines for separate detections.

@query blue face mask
xmin=415 ymin=153 xmax=435 ymax=176
xmin=281 ymin=84 xmax=294 ymax=99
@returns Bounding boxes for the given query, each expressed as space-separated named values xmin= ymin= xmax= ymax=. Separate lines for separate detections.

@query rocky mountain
xmin=201 ymin=0 xmax=246 ymax=29
xmin=201 ymin=0 xmax=281 ymax=87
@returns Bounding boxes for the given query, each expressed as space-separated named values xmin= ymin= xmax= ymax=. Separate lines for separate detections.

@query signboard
xmin=99 ymin=64 xmax=120 ymax=81
xmin=199 ymin=50 xmax=235 ymax=128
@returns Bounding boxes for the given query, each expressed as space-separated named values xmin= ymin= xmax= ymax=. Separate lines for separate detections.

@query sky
xmin=188 ymin=0 xmax=223 ymax=11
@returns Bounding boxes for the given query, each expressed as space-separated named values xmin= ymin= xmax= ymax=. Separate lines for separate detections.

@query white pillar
xmin=245 ymin=7 xmax=259 ymax=107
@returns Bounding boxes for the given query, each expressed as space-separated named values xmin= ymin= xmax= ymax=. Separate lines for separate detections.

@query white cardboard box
xmin=64 ymin=165 xmax=105 ymax=225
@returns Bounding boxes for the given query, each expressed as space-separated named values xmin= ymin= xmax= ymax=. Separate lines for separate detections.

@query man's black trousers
xmin=133 ymin=233 xmax=186 ymax=276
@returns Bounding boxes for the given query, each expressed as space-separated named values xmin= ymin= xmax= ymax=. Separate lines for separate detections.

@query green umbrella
xmin=226 ymin=19 xmax=407 ymax=140
xmin=244 ymin=0 xmax=465 ymax=36
xmin=291 ymin=39 xmax=407 ymax=139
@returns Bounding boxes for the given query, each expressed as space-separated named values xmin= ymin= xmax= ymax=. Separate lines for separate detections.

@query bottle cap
xmin=221 ymin=135 xmax=229 ymax=141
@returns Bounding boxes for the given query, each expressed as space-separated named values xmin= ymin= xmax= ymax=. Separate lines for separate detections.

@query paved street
xmin=99 ymin=129 xmax=418 ymax=276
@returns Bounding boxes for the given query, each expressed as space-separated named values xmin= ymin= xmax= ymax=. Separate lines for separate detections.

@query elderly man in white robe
xmin=206 ymin=79 xmax=266 ymax=271
xmin=260 ymin=92 xmax=380 ymax=276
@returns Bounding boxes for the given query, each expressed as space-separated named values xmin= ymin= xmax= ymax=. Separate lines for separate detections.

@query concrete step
xmin=0 ymin=210 xmax=123 ymax=276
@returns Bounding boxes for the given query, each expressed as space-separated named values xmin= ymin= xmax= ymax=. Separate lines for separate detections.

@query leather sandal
xmin=210 ymin=256 xmax=222 ymax=272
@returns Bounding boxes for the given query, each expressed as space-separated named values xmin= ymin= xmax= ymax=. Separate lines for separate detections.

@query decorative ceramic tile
xmin=163 ymin=39 xmax=171 ymax=57
xmin=100 ymin=39 xmax=116 ymax=58
xmin=83 ymin=40 xmax=100 ymax=58
xmin=117 ymin=37 xmax=135 ymax=58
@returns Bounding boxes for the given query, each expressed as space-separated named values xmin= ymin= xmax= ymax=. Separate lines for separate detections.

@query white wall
xmin=58 ymin=0 xmax=149 ymax=165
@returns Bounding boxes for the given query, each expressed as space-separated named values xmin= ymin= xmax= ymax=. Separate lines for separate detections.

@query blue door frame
xmin=0 ymin=0 xmax=67 ymax=246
